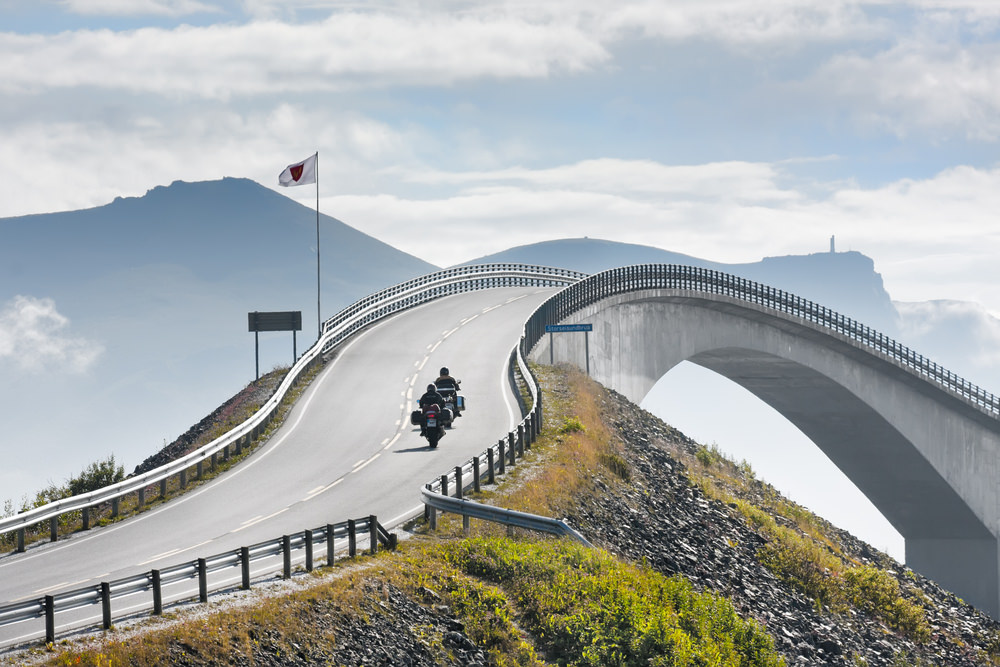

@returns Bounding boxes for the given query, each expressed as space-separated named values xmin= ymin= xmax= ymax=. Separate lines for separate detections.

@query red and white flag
xmin=278 ymin=153 xmax=317 ymax=187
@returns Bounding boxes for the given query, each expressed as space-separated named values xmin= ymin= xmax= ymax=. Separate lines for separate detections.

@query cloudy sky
xmin=3 ymin=0 xmax=1000 ymax=557
xmin=3 ymin=0 xmax=999 ymax=309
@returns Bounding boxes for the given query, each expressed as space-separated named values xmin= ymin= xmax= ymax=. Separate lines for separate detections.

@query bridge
xmin=3 ymin=262 xmax=1000 ymax=645
xmin=527 ymin=264 xmax=1000 ymax=617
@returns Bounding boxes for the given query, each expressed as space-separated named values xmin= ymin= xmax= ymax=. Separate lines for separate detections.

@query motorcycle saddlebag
xmin=410 ymin=409 xmax=422 ymax=426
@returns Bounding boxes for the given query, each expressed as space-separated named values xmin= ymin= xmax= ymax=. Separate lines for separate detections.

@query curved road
xmin=0 ymin=286 xmax=557 ymax=642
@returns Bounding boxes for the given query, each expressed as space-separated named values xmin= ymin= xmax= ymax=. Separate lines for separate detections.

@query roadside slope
xmin=13 ymin=365 xmax=1000 ymax=666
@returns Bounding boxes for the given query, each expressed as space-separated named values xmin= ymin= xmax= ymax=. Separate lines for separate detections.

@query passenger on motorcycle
xmin=435 ymin=367 xmax=462 ymax=417
xmin=435 ymin=367 xmax=459 ymax=390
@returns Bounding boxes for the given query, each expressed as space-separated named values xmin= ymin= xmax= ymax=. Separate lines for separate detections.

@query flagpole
xmin=314 ymin=151 xmax=321 ymax=340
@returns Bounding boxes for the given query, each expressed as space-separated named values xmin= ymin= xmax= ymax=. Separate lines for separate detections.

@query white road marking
xmin=139 ymin=540 xmax=213 ymax=566
xmin=33 ymin=581 xmax=69 ymax=595
xmin=384 ymin=434 xmax=401 ymax=450
xmin=353 ymin=453 xmax=380 ymax=472
xmin=232 ymin=508 xmax=288 ymax=533
xmin=304 ymin=478 xmax=343 ymax=501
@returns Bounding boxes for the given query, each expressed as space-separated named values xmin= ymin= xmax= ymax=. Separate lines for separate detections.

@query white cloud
xmin=61 ymin=0 xmax=219 ymax=17
xmin=0 ymin=104 xmax=415 ymax=217
xmin=0 ymin=12 xmax=609 ymax=98
xmin=0 ymin=296 xmax=104 ymax=373
xmin=813 ymin=41 xmax=1000 ymax=139
xmin=319 ymin=159 xmax=1000 ymax=313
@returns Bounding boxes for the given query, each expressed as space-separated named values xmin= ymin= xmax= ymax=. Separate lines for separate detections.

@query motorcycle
xmin=434 ymin=379 xmax=466 ymax=421
xmin=410 ymin=403 xmax=449 ymax=448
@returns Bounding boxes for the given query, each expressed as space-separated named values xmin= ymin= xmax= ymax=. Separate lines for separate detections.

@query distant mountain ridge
xmin=464 ymin=238 xmax=899 ymax=333
xmin=0 ymin=178 xmax=438 ymax=505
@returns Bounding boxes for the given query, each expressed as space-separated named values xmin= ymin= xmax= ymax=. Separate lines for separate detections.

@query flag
xmin=278 ymin=153 xmax=317 ymax=187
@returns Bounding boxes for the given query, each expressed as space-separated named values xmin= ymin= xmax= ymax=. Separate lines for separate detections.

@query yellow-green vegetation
xmin=679 ymin=426 xmax=931 ymax=642
xmin=443 ymin=537 xmax=783 ymax=667
xmin=33 ymin=536 xmax=783 ymax=667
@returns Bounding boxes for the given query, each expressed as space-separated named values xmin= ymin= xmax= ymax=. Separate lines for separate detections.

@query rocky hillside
xmin=12 ymin=365 xmax=1000 ymax=666
xmin=562 ymin=372 xmax=1000 ymax=665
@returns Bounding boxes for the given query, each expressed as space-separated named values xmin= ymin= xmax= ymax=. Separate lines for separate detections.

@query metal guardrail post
xmin=326 ymin=524 xmax=335 ymax=566
xmin=112 ymin=497 xmax=119 ymax=519
xmin=49 ymin=517 xmax=57 ymax=543
xmin=82 ymin=506 xmax=90 ymax=531
xmin=305 ymin=529 xmax=314 ymax=571
xmin=441 ymin=474 xmax=449 ymax=498
xmin=152 ymin=570 xmax=163 ymax=615
xmin=241 ymin=547 xmax=251 ymax=590
xmin=368 ymin=515 xmax=378 ymax=555
xmin=348 ymin=519 xmax=357 ymax=557
xmin=101 ymin=581 xmax=112 ymax=630
xmin=16 ymin=528 xmax=24 ymax=553
xmin=282 ymin=535 xmax=291 ymax=579
xmin=198 ymin=558 xmax=208 ymax=603
xmin=498 ymin=440 xmax=506 ymax=475
xmin=517 ymin=424 xmax=525 ymax=456
xmin=473 ymin=456 xmax=481 ymax=492
xmin=455 ymin=467 xmax=463 ymax=500
xmin=508 ymin=433 xmax=516 ymax=466
xmin=487 ymin=449 xmax=495 ymax=484
xmin=44 ymin=595 xmax=54 ymax=643
xmin=138 ymin=487 xmax=145 ymax=509
xmin=160 ymin=478 xmax=167 ymax=498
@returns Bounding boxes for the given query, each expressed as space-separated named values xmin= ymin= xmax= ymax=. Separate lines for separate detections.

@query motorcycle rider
xmin=435 ymin=367 xmax=461 ymax=416
xmin=418 ymin=383 xmax=446 ymax=436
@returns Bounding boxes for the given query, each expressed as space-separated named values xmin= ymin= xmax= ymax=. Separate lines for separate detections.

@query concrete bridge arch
xmin=527 ymin=270 xmax=1000 ymax=618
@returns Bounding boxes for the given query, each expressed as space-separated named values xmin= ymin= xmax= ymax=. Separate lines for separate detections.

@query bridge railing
xmin=522 ymin=263 xmax=1000 ymax=418
xmin=420 ymin=261 xmax=1000 ymax=539
xmin=0 ymin=263 xmax=586 ymax=548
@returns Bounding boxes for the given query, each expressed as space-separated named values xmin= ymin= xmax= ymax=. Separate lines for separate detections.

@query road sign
xmin=545 ymin=323 xmax=593 ymax=333
xmin=248 ymin=311 xmax=302 ymax=332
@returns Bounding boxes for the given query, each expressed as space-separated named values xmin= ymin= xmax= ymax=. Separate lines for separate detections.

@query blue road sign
xmin=545 ymin=323 xmax=593 ymax=332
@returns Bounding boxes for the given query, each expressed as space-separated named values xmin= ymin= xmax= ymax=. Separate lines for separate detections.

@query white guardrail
xmin=0 ymin=263 xmax=586 ymax=546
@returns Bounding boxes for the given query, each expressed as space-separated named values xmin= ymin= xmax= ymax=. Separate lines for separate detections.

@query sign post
xmin=248 ymin=311 xmax=303 ymax=380
xmin=544 ymin=323 xmax=593 ymax=375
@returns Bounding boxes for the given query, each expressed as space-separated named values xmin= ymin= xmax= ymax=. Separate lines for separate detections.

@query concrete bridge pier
xmin=530 ymin=290 xmax=1000 ymax=618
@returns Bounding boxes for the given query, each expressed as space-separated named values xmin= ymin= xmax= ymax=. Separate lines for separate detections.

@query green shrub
xmin=558 ymin=416 xmax=586 ymax=434
xmin=444 ymin=537 xmax=784 ymax=667
xmin=843 ymin=565 xmax=930 ymax=642
xmin=68 ymin=455 xmax=125 ymax=496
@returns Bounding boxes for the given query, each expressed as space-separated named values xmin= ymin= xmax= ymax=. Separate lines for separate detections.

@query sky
xmin=3 ymin=0 xmax=1000 ymax=560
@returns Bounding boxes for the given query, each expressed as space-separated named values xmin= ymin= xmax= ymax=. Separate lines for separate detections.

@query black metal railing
xmin=522 ymin=264 xmax=1000 ymax=417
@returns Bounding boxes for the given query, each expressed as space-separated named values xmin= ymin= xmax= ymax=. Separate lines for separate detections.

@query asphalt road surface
xmin=0 ymin=286 xmax=558 ymax=646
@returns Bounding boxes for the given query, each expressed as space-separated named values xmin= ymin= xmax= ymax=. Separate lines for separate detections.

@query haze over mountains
xmin=3 ymin=178 xmax=998 ymax=556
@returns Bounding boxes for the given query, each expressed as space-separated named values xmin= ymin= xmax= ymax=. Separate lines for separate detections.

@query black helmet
xmin=440 ymin=367 xmax=449 ymax=375
xmin=427 ymin=384 xmax=436 ymax=393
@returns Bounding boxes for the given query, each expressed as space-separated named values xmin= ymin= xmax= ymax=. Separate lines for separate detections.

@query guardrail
xmin=0 ymin=263 xmax=586 ymax=551
xmin=419 ymin=261 xmax=1000 ymax=536
xmin=418 ymin=340 xmax=592 ymax=546
xmin=0 ymin=515 xmax=396 ymax=647
xmin=523 ymin=263 xmax=1000 ymax=419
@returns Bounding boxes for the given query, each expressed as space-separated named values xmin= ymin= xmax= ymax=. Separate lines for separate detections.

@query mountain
xmin=465 ymin=237 xmax=899 ymax=333
xmin=0 ymin=178 xmax=437 ymax=506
